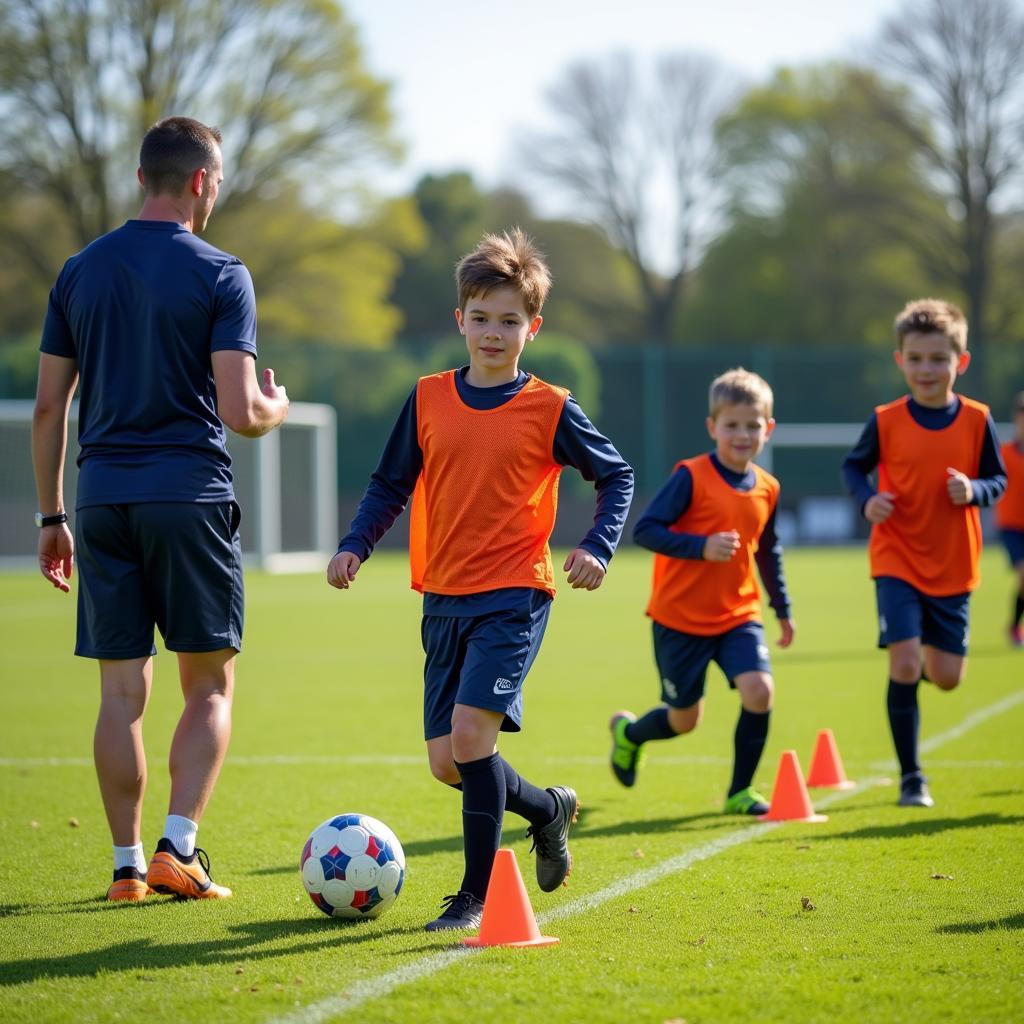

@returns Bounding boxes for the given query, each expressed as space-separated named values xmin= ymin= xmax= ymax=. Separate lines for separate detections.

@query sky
xmin=343 ymin=0 xmax=905 ymax=196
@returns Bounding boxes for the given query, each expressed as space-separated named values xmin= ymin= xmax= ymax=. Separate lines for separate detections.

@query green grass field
xmin=1 ymin=547 xmax=1022 ymax=1024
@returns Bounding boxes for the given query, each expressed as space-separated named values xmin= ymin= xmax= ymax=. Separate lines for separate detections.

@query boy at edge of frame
xmin=842 ymin=298 xmax=1006 ymax=808
xmin=995 ymin=389 xmax=1024 ymax=647
xmin=326 ymin=228 xmax=634 ymax=932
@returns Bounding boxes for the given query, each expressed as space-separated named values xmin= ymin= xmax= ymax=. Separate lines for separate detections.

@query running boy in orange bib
xmin=996 ymin=391 xmax=1024 ymax=647
xmin=843 ymin=299 xmax=1006 ymax=807
xmin=328 ymin=230 xmax=633 ymax=931
xmin=610 ymin=368 xmax=793 ymax=817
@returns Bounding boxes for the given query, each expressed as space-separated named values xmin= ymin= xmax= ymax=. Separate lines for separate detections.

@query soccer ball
xmin=300 ymin=813 xmax=406 ymax=919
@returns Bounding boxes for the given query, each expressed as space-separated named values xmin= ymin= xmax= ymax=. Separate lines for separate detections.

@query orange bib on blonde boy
xmin=409 ymin=371 xmax=568 ymax=597
xmin=869 ymin=395 xmax=989 ymax=596
xmin=996 ymin=440 xmax=1024 ymax=531
xmin=646 ymin=454 xmax=780 ymax=636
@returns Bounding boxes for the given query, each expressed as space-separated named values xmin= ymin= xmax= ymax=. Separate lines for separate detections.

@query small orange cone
xmin=760 ymin=750 xmax=828 ymax=823
xmin=462 ymin=849 xmax=559 ymax=948
xmin=806 ymin=729 xmax=857 ymax=790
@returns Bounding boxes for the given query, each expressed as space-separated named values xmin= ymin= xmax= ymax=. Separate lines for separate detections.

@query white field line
xmin=868 ymin=689 xmax=1024 ymax=771
xmin=268 ymin=689 xmax=1024 ymax=1024
xmin=269 ymin=782 xmax=877 ymax=1024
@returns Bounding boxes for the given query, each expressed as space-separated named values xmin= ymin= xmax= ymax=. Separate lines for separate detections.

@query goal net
xmin=0 ymin=399 xmax=337 ymax=573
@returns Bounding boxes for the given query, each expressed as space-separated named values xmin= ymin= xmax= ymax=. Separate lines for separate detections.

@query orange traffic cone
xmin=760 ymin=750 xmax=828 ymax=823
xmin=462 ymin=848 xmax=559 ymax=948
xmin=806 ymin=729 xmax=856 ymax=790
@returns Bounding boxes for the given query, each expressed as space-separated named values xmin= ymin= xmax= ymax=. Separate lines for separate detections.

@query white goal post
xmin=0 ymin=399 xmax=337 ymax=573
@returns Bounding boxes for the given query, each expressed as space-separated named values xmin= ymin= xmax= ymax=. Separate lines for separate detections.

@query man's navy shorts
xmin=651 ymin=620 xmax=772 ymax=710
xmin=874 ymin=576 xmax=970 ymax=656
xmin=1002 ymin=528 xmax=1024 ymax=567
xmin=420 ymin=593 xmax=552 ymax=740
xmin=75 ymin=502 xmax=244 ymax=659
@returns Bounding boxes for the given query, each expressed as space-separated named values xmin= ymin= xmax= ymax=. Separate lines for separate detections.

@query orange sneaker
xmin=147 ymin=838 xmax=232 ymax=899
xmin=106 ymin=866 xmax=151 ymax=902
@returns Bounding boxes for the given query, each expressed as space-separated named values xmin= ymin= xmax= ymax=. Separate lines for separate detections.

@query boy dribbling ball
xmin=842 ymin=299 xmax=1006 ymax=807
xmin=327 ymin=229 xmax=634 ymax=931
xmin=610 ymin=368 xmax=794 ymax=817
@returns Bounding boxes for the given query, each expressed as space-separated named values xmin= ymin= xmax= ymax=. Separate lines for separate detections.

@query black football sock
xmin=454 ymin=752 xmax=505 ymax=901
xmin=728 ymin=708 xmax=770 ymax=797
xmin=1014 ymin=593 xmax=1024 ymax=628
xmin=887 ymin=679 xmax=921 ymax=776
xmin=624 ymin=707 xmax=678 ymax=745
xmin=500 ymin=757 xmax=557 ymax=826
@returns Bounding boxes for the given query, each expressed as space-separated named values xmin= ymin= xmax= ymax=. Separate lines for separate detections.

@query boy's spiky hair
xmin=894 ymin=298 xmax=968 ymax=354
xmin=455 ymin=227 xmax=551 ymax=318
xmin=709 ymin=367 xmax=774 ymax=419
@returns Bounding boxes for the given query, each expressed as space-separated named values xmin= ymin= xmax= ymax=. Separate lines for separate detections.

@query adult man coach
xmin=31 ymin=116 xmax=289 ymax=902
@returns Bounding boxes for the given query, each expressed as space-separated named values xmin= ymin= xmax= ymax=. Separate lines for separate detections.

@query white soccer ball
xmin=299 ymin=813 xmax=406 ymax=919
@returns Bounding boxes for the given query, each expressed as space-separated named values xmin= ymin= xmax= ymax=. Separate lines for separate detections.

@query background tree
xmin=685 ymin=65 xmax=941 ymax=350
xmin=0 ymin=0 xmax=403 ymax=350
xmin=874 ymin=0 xmax=1024 ymax=364
xmin=533 ymin=51 xmax=740 ymax=344
xmin=390 ymin=172 xmax=644 ymax=346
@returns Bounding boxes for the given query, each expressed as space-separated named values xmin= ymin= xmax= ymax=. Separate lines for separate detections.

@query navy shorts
xmin=1002 ymin=528 xmax=1024 ymax=568
xmin=420 ymin=594 xmax=551 ymax=740
xmin=652 ymin=620 xmax=772 ymax=709
xmin=75 ymin=502 xmax=244 ymax=659
xmin=875 ymin=576 xmax=970 ymax=656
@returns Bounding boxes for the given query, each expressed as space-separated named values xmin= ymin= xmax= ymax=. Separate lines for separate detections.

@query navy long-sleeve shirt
xmin=841 ymin=397 xmax=1006 ymax=515
xmin=632 ymin=452 xmax=792 ymax=620
xmin=338 ymin=368 xmax=634 ymax=616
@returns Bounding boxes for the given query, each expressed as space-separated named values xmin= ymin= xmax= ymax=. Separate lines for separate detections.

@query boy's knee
xmin=736 ymin=673 xmax=773 ymax=712
xmin=427 ymin=751 xmax=459 ymax=785
xmin=667 ymin=705 xmax=701 ymax=734
xmin=888 ymin=646 xmax=921 ymax=683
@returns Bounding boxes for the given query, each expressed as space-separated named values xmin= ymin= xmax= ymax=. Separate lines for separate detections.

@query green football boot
xmin=723 ymin=786 xmax=770 ymax=816
xmin=609 ymin=711 xmax=645 ymax=787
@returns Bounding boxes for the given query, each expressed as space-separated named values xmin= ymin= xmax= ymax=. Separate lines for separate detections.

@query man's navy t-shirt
xmin=40 ymin=220 xmax=258 ymax=508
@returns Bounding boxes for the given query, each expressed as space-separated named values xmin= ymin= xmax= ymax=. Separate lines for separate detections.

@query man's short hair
xmin=709 ymin=367 xmax=774 ymax=420
xmin=455 ymin=228 xmax=551 ymax=318
xmin=894 ymin=298 xmax=968 ymax=355
xmin=140 ymin=116 xmax=222 ymax=196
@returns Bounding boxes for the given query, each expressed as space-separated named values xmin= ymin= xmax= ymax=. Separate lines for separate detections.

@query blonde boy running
xmin=611 ymin=369 xmax=793 ymax=815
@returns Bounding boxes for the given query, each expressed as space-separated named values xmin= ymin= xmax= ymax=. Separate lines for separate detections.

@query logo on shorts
xmin=493 ymin=677 xmax=516 ymax=695
xmin=879 ymin=614 xmax=887 ymax=633
xmin=662 ymin=677 xmax=678 ymax=700
xmin=757 ymin=644 xmax=770 ymax=662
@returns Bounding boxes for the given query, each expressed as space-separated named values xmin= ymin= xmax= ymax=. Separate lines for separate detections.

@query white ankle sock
xmin=164 ymin=814 xmax=198 ymax=857
xmin=113 ymin=843 xmax=146 ymax=873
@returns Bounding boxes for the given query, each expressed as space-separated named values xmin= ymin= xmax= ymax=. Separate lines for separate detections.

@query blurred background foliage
xmin=1 ymin=0 xmax=1022 ymax=498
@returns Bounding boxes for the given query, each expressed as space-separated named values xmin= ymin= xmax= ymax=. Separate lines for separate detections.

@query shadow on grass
xmin=0 ymin=896 xmax=166 ymax=918
xmin=1 ymin=915 xmax=422 ymax=986
xmin=823 ymin=812 xmax=1024 ymax=841
xmin=978 ymin=789 xmax=1022 ymax=798
xmin=936 ymin=911 xmax=1024 ymax=934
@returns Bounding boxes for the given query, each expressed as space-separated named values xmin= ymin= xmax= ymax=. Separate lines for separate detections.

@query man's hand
xmin=703 ymin=530 xmax=740 ymax=562
xmin=946 ymin=467 xmax=973 ymax=506
xmin=777 ymin=618 xmax=795 ymax=649
xmin=864 ymin=492 xmax=895 ymax=524
xmin=38 ymin=523 xmax=74 ymax=593
xmin=327 ymin=551 xmax=361 ymax=589
xmin=563 ymin=548 xmax=606 ymax=590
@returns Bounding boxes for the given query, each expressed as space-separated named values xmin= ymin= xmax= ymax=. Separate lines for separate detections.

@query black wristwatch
xmin=35 ymin=511 xmax=68 ymax=528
